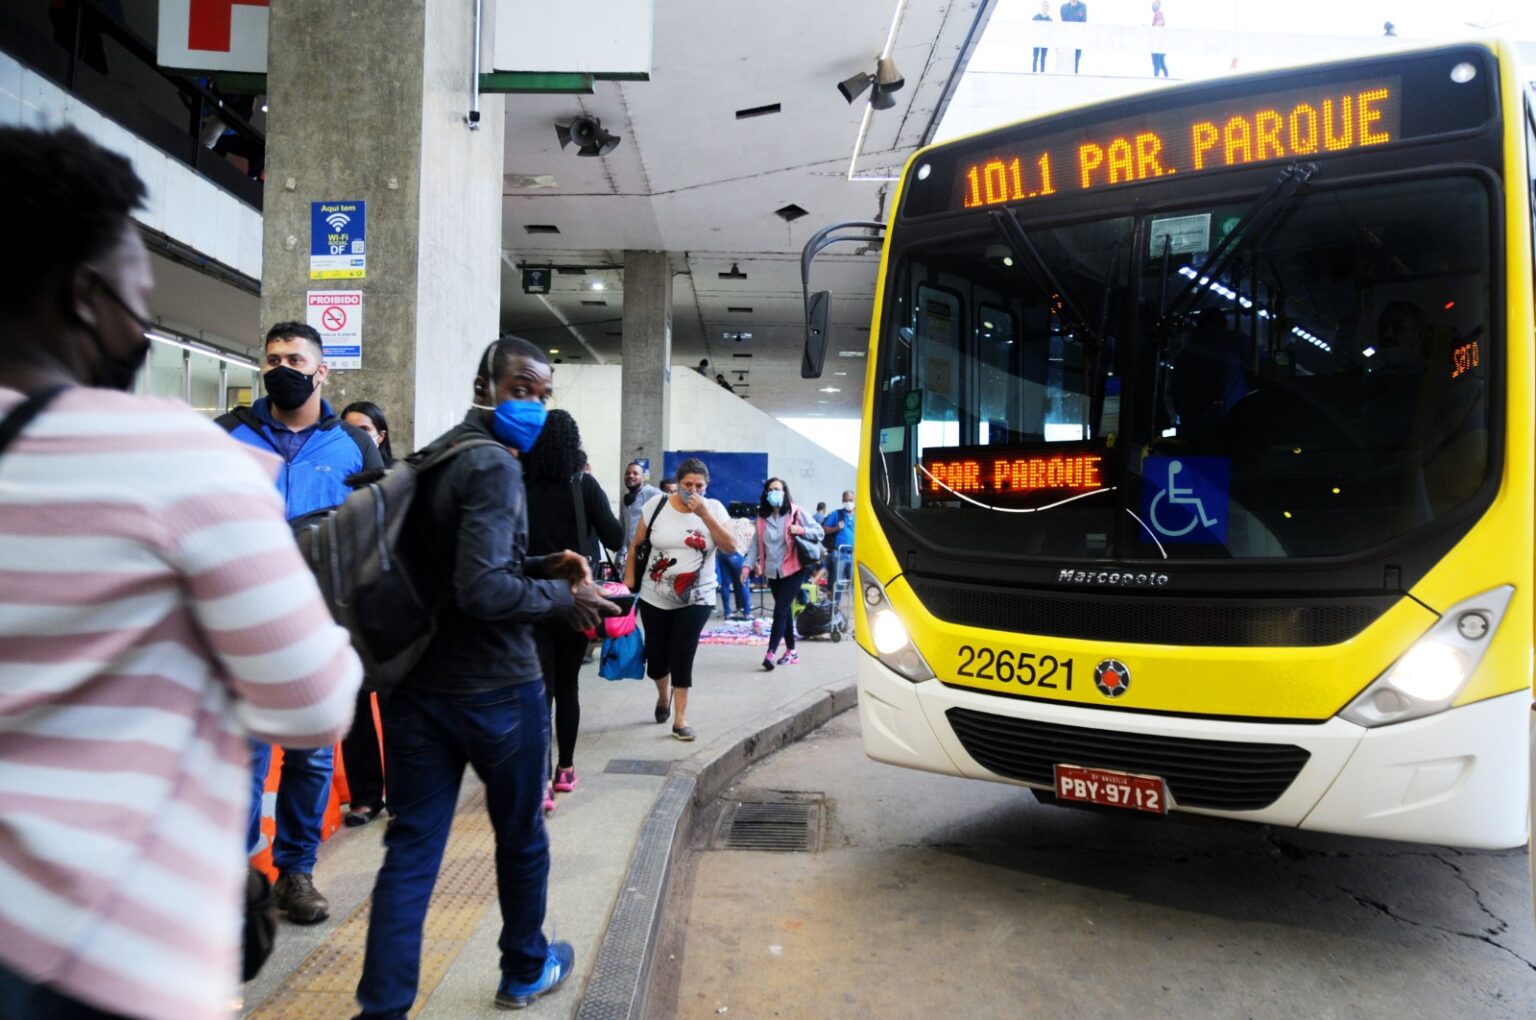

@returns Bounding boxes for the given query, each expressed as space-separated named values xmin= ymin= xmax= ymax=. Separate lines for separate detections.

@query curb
xmin=575 ymin=680 xmax=858 ymax=1020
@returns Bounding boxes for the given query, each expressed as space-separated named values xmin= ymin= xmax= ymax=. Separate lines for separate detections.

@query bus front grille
xmin=946 ymin=708 xmax=1310 ymax=811
xmin=907 ymin=576 xmax=1390 ymax=647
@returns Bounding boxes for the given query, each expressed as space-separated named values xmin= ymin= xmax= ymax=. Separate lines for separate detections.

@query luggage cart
xmin=829 ymin=548 xmax=853 ymax=642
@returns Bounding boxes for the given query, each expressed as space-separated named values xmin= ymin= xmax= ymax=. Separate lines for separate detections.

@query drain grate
xmin=715 ymin=801 xmax=820 ymax=852
xmin=604 ymin=758 xmax=673 ymax=776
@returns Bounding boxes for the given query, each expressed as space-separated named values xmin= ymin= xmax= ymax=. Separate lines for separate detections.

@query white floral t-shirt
xmin=636 ymin=493 xmax=727 ymax=610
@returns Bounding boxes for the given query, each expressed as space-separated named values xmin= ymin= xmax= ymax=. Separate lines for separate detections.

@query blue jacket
xmin=216 ymin=398 xmax=383 ymax=522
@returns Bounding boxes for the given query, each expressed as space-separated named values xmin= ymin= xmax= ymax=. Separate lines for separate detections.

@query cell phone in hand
xmin=604 ymin=592 xmax=639 ymax=613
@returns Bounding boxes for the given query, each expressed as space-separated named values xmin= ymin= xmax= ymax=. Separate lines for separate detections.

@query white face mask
xmin=843 ymin=501 xmax=855 ymax=512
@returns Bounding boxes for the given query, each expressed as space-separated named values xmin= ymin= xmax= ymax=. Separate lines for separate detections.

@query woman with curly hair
xmin=337 ymin=400 xmax=395 ymax=826
xmin=523 ymin=409 xmax=623 ymax=807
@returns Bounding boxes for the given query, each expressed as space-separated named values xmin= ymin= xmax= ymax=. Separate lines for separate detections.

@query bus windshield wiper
xmin=1154 ymin=161 xmax=1318 ymax=335
xmin=989 ymin=207 xmax=1100 ymax=347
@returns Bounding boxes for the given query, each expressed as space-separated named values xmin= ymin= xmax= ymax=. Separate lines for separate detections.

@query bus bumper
xmin=857 ymin=652 xmax=1528 ymax=849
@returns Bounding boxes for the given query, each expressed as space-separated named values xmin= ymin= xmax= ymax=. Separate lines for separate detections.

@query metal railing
xmin=0 ymin=0 xmax=266 ymax=209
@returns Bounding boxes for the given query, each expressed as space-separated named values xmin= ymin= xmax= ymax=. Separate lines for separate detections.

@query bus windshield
xmin=873 ymin=175 xmax=1493 ymax=561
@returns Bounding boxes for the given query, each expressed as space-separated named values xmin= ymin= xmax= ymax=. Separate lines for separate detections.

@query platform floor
xmin=239 ymin=630 xmax=858 ymax=1019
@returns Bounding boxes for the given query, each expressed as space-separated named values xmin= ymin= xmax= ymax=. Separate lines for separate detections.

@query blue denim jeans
xmin=246 ymin=741 xmax=334 ymax=874
xmin=355 ymin=683 xmax=550 ymax=1019
xmin=715 ymin=550 xmax=750 ymax=615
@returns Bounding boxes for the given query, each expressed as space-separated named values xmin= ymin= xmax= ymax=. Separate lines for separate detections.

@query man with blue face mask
xmin=355 ymin=335 xmax=618 ymax=1018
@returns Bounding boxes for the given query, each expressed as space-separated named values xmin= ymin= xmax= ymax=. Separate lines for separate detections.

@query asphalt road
xmin=654 ymin=711 xmax=1536 ymax=1020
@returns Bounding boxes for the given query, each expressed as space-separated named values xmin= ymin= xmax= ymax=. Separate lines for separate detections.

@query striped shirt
xmin=0 ymin=387 xmax=362 ymax=1019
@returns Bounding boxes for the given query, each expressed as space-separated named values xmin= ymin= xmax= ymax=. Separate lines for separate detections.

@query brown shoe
xmin=273 ymin=871 xmax=330 ymax=924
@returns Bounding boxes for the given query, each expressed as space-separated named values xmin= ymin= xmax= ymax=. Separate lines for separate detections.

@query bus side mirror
xmin=802 ymin=290 xmax=831 ymax=379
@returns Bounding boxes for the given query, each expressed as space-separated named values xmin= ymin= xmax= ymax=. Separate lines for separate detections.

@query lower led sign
xmin=922 ymin=443 xmax=1105 ymax=507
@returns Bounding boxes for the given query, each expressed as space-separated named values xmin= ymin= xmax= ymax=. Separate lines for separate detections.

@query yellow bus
xmin=803 ymin=42 xmax=1535 ymax=849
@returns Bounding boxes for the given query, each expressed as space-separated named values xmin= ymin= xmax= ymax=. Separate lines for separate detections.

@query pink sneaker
xmin=543 ymin=783 xmax=557 ymax=815
xmin=554 ymin=767 xmax=578 ymax=793
xmin=777 ymin=650 xmax=799 ymax=666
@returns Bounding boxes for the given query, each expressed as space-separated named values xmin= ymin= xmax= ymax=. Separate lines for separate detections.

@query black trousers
xmin=534 ymin=622 xmax=589 ymax=769
xmin=638 ymin=601 xmax=713 ymax=688
xmin=341 ymin=689 xmax=385 ymax=810
xmin=766 ymin=569 xmax=807 ymax=655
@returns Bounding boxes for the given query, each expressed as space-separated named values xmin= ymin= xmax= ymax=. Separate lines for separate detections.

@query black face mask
xmin=79 ymin=278 xmax=152 ymax=391
xmin=264 ymin=365 xmax=318 ymax=411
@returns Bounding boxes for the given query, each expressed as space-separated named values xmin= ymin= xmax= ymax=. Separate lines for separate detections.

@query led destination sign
xmin=922 ymin=443 xmax=1106 ymax=507
xmin=953 ymin=78 xmax=1401 ymax=211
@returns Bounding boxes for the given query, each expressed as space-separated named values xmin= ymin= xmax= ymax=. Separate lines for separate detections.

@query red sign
xmin=321 ymin=306 xmax=347 ymax=332
xmin=188 ymin=0 xmax=269 ymax=53
xmin=159 ymin=0 xmax=270 ymax=72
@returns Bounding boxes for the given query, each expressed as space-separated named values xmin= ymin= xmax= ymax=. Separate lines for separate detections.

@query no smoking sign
xmin=307 ymin=290 xmax=363 ymax=370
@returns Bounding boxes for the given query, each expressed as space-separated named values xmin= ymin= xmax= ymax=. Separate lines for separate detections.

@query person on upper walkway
xmin=0 ymin=124 xmax=360 ymax=1020
xmin=1060 ymin=0 xmax=1087 ymax=73
xmin=217 ymin=321 xmax=382 ymax=926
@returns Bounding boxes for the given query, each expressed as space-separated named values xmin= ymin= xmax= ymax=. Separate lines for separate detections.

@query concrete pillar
xmin=260 ymin=0 xmax=505 ymax=453
xmin=619 ymin=250 xmax=673 ymax=478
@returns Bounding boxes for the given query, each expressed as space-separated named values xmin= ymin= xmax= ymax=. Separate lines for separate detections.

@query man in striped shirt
xmin=0 ymin=126 xmax=363 ymax=1019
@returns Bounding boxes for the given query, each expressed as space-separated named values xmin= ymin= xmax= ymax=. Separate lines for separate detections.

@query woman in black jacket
xmin=523 ymin=409 xmax=624 ymax=808
xmin=338 ymin=401 xmax=393 ymax=826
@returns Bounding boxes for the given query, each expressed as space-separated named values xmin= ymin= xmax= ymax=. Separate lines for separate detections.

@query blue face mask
xmin=766 ymin=490 xmax=784 ymax=508
xmin=476 ymin=398 xmax=547 ymax=452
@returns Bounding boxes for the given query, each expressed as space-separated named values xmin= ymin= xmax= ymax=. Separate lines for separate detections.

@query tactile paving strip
xmin=246 ymin=787 xmax=498 ymax=1019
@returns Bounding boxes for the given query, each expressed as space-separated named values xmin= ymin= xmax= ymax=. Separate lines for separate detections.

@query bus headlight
xmin=871 ymin=609 xmax=910 ymax=655
xmin=857 ymin=564 xmax=936 ymax=684
xmin=1340 ymin=586 xmax=1513 ymax=728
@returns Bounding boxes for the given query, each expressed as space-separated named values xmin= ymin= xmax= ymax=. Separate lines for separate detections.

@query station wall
xmin=549 ymin=363 xmax=857 ymax=515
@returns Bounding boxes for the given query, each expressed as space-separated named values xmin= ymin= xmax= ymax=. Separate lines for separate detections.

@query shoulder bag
xmin=790 ymin=508 xmax=825 ymax=565
xmin=628 ymin=496 xmax=669 ymax=591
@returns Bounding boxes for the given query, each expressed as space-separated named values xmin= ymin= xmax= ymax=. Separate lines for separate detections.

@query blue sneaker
xmin=495 ymin=942 xmax=575 ymax=1010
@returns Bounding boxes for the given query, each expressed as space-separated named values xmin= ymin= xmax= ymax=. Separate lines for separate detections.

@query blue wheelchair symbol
xmin=1141 ymin=457 xmax=1229 ymax=543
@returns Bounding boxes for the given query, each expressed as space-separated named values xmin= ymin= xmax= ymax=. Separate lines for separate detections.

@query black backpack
xmin=291 ymin=438 xmax=501 ymax=690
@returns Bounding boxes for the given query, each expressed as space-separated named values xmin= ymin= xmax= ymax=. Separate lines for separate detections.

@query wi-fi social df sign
xmin=311 ymin=201 xmax=366 ymax=280
xmin=307 ymin=291 xmax=363 ymax=370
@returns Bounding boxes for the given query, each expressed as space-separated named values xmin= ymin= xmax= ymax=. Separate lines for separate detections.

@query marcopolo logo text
xmin=1058 ymin=569 xmax=1171 ymax=588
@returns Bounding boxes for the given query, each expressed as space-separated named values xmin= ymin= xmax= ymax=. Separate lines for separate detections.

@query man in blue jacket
xmin=218 ymin=321 xmax=382 ymax=924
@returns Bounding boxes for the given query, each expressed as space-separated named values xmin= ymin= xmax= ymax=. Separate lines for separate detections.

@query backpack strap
xmin=410 ymin=436 xmax=503 ymax=472
xmin=571 ymin=472 xmax=596 ymax=565
xmin=0 ymin=386 xmax=68 ymax=459
xmin=645 ymin=494 xmax=668 ymax=533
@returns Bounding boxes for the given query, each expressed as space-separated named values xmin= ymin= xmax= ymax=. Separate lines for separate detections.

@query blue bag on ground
xmin=599 ymin=628 xmax=645 ymax=680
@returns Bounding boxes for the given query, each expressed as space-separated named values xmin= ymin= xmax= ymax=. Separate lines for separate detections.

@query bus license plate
xmin=1053 ymin=764 xmax=1168 ymax=814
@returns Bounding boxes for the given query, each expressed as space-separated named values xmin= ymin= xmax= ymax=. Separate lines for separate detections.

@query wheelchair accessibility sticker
xmin=1140 ymin=457 xmax=1229 ymax=544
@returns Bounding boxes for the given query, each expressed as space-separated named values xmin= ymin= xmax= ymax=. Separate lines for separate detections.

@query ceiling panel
xmin=499 ymin=0 xmax=995 ymax=418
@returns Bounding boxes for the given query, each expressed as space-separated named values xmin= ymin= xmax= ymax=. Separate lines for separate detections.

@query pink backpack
xmin=585 ymin=580 xmax=638 ymax=639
